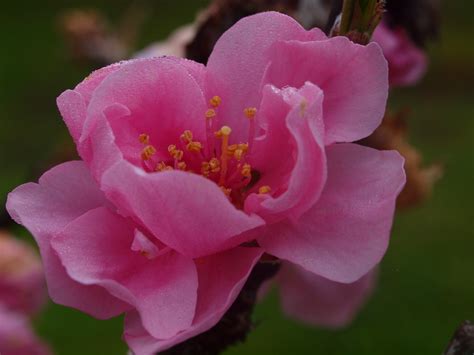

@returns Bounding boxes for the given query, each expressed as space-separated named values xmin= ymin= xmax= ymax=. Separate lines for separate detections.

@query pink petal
xmin=372 ymin=23 xmax=428 ymax=87
xmin=259 ymin=143 xmax=405 ymax=283
xmin=124 ymin=247 xmax=263 ymax=354
xmin=0 ymin=306 xmax=51 ymax=355
xmin=278 ymin=263 xmax=377 ymax=328
xmin=0 ymin=232 xmax=46 ymax=315
xmin=206 ymin=12 xmax=326 ymax=142
xmin=263 ymin=37 xmax=388 ymax=144
xmin=82 ymin=57 xmax=207 ymax=150
xmin=245 ymin=82 xmax=326 ymax=222
xmin=6 ymin=161 xmax=129 ymax=319
xmin=101 ymin=160 xmax=265 ymax=258
xmin=51 ymin=206 xmax=199 ymax=340
xmin=57 ymin=63 xmax=122 ymax=144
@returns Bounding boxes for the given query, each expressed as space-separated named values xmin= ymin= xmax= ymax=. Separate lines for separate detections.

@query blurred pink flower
xmin=0 ymin=305 xmax=50 ymax=355
xmin=0 ymin=231 xmax=47 ymax=315
xmin=372 ymin=22 xmax=428 ymax=87
xmin=7 ymin=12 xmax=405 ymax=353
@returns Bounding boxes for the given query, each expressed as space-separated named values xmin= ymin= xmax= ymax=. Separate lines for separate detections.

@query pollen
xmin=177 ymin=161 xmax=187 ymax=171
xmin=220 ymin=186 xmax=232 ymax=196
xmin=168 ymin=145 xmax=184 ymax=160
xmin=156 ymin=162 xmax=173 ymax=172
xmin=139 ymin=133 xmax=150 ymax=144
xmin=205 ymin=109 xmax=216 ymax=120
xmin=201 ymin=162 xmax=211 ymax=177
xmin=210 ymin=96 xmax=222 ymax=108
xmin=187 ymin=141 xmax=203 ymax=153
xmin=234 ymin=149 xmax=244 ymax=161
xmin=244 ymin=107 xmax=257 ymax=119
xmin=258 ymin=185 xmax=271 ymax=194
xmin=241 ymin=163 xmax=252 ymax=178
xmin=209 ymin=158 xmax=220 ymax=173
xmin=141 ymin=145 xmax=156 ymax=160
xmin=180 ymin=130 xmax=193 ymax=143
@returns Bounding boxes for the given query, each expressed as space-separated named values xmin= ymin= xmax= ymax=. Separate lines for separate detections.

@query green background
xmin=0 ymin=1 xmax=472 ymax=354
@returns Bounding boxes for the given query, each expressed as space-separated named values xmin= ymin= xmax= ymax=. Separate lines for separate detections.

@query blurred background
xmin=0 ymin=0 xmax=472 ymax=354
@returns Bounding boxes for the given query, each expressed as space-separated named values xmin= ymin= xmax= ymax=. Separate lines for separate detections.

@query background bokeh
xmin=0 ymin=1 xmax=472 ymax=354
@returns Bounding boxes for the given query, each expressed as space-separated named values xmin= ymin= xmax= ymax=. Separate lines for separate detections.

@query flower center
xmin=137 ymin=95 xmax=271 ymax=207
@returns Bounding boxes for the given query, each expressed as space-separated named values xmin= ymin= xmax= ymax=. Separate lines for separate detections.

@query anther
xmin=180 ymin=130 xmax=193 ymax=143
xmin=258 ymin=185 xmax=272 ymax=194
xmin=209 ymin=158 xmax=220 ymax=173
xmin=210 ymin=96 xmax=222 ymax=108
xmin=201 ymin=162 xmax=211 ymax=177
xmin=220 ymin=186 xmax=232 ymax=196
xmin=241 ymin=163 xmax=252 ymax=178
xmin=141 ymin=145 xmax=156 ymax=160
xmin=234 ymin=149 xmax=244 ymax=161
xmin=177 ymin=161 xmax=187 ymax=171
xmin=205 ymin=109 xmax=216 ymax=120
xmin=244 ymin=107 xmax=257 ymax=119
xmin=168 ymin=145 xmax=184 ymax=160
xmin=186 ymin=141 xmax=203 ymax=153
xmin=156 ymin=162 xmax=173 ymax=172
xmin=139 ymin=133 xmax=150 ymax=144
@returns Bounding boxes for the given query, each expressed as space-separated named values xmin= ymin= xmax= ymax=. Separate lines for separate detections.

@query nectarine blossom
xmin=0 ymin=232 xmax=46 ymax=315
xmin=7 ymin=12 xmax=405 ymax=354
xmin=373 ymin=22 xmax=428 ymax=86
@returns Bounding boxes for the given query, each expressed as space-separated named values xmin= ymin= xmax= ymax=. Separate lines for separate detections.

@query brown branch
xmin=444 ymin=321 xmax=474 ymax=355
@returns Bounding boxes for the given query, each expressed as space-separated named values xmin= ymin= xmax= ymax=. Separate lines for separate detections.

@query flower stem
xmin=335 ymin=0 xmax=385 ymax=44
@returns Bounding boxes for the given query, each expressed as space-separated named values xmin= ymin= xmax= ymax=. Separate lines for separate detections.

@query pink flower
xmin=274 ymin=264 xmax=377 ymax=328
xmin=7 ymin=12 xmax=405 ymax=354
xmin=0 ymin=231 xmax=47 ymax=315
xmin=372 ymin=22 xmax=428 ymax=87
xmin=0 ymin=305 xmax=50 ymax=355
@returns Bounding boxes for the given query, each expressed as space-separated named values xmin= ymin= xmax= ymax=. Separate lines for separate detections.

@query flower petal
xmin=0 ymin=306 xmax=51 ymax=355
xmin=6 ymin=161 xmax=129 ymax=319
xmin=51 ymin=206 xmax=198 ymax=340
xmin=101 ymin=161 xmax=265 ymax=258
xmin=206 ymin=11 xmax=326 ymax=142
xmin=264 ymin=37 xmax=388 ymax=144
xmin=81 ymin=57 xmax=208 ymax=181
xmin=124 ymin=247 xmax=263 ymax=354
xmin=372 ymin=23 xmax=427 ymax=87
xmin=259 ymin=143 xmax=405 ymax=283
xmin=245 ymin=82 xmax=326 ymax=222
xmin=57 ymin=63 xmax=122 ymax=144
xmin=278 ymin=263 xmax=377 ymax=328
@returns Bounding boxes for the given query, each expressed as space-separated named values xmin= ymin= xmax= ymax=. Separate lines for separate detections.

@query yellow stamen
xmin=156 ymin=162 xmax=173 ymax=172
xmin=241 ymin=163 xmax=252 ymax=178
xmin=244 ymin=107 xmax=257 ymax=119
xmin=210 ymin=96 xmax=222 ymax=108
xmin=180 ymin=130 xmax=193 ymax=143
xmin=217 ymin=126 xmax=232 ymax=185
xmin=141 ymin=145 xmax=156 ymax=160
xmin=234 ymin=149 xmax=244 ymax=161
xmin=186 ymin=141 xmax=203 ymax=153
xmin=168 ymin=145 xmax=184 ymax=160
xmin=201 ymin=162 xmax=211 ymax=177
xmin=177 ymin=161 xmax=187 ymax=171
xmin=238 ymin=143 xmax=249 ymax=152
xmin=220 ymin=186 xmax=231 ymax=196
xmin=205 ymin=109 xmax=216 ymax=120
xmin=139 ymin=133 xmax=150 ymax=144
xmin=258 ymin=185 xmax=271 ymax=194
xmin=209 ymin=158 xmax=220 ymax=173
